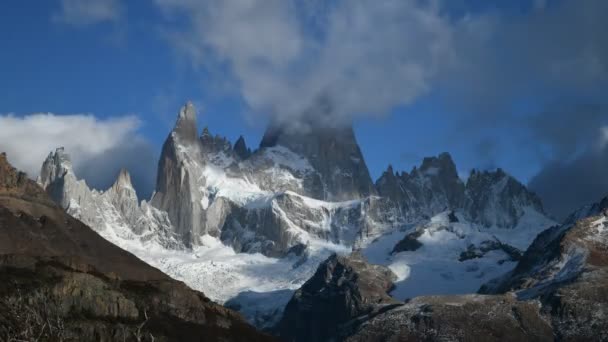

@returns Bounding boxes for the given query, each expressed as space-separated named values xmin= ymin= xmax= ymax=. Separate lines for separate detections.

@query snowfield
xmin=362 ymin=210 xmax=555 ymax=300
xmin=104 ymin=231 xmax=350 ymax=328
xmin=95 ymin=206 xmax=554 ymax=327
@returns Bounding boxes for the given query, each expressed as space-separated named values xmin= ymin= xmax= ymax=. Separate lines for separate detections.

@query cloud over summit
xmin=156 ymin=0 xmax=453 ymax=127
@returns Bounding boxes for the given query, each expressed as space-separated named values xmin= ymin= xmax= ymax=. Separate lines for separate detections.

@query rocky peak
xmin=375 ymin=165 xmax=405 ymax=204
xmin=200 ymin=126 xmax=232 ymax=155
xmin=173 ymin=101 xmax=198 ymax=142
xmin=0 ymin=152 xmax=23 ymax=188
xmin=464 ymin=168 xmax=544 ymax=227
xmin=386 ymin=164 xmax=394 ymax=176
xmin=105 ymin=168 xmax=141 ymax=228
xmin=37 ymin=147 xmax=73 ymax=189
xmin=153 ymin=103 xmax=207 ymax=245
xmin=234 ymin=135 xmax=251 ymax=159
xmin=276 ymin=253 xmax=398 ymax=342
xmin=417 ymin=152 xmax=465 ymax=208
xmin=108 ymin=168 xmax=137 ymax=201
xmin=376 ymin=152 xmax=465 ymax=219
xmin=418 ymin=152 xmax=459 ymax=178
xmin=113 ymin=168 xmax=133 ymax=190
xmin=1 ymin=152 xmax=49 ymax=203
xmin=259 ymin=122 xmax=376 ymax=201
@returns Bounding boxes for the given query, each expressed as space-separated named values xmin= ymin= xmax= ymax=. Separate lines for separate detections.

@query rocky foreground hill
xmin=0 ymin=152 xmax=273 ymax=341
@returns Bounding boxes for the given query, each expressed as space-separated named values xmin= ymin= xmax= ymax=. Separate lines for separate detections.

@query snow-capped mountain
xmin=375 ymin=153 xmax=546 ymax=228
xmin=37 ymin=102 xmax=556 ymax=328
xmin=38 ymin=147 xmax=182 ymax=250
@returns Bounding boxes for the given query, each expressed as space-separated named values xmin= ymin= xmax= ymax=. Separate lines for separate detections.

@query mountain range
xmin=2 ymin=102 xmax=607 ymax=340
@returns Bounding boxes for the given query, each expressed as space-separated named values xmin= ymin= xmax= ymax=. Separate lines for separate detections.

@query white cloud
xmin=0 ymin=113 xmax=141 ymax=179
xmin=155 ymin=0 xmax=453 ymax=126
xmin=155 ymin=0 xmax=607 ymax=130
xmin=53 ymin=0 xmax=124 ymax=27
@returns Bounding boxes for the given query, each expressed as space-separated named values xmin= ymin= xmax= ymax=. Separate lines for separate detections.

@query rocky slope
xmin=0 ymin=152 xmax=273 ymax=341
xmin=344 ymin=294 xmax=553 ymax=342
xmin=479 ymin=195 xmax=608 ymax=341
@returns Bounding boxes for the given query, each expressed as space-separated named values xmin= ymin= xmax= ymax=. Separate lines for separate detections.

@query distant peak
xmin=201 ymin=126 xmax=211 ymax=138
xmin=111 ymin=168 xmax=134 ymax=192
xmin=386 ymin=164 xmax=394 ymax=175
xmin=233 ymin=135 xmax=251 ymax=159
xmin=38 ymin=147 xmax=75 ymax=189
xmin=117 ymin=168 xmax=131 ymax=184
xmin=419 ymin=152 xmax=457 ymax=175
xmin=179 ymin=101 xmax=196 ymax=119
xmin=438 ymin=152 xmax=454 ymax=162
xmin=172 ymin=101 xmax=198 ymax=141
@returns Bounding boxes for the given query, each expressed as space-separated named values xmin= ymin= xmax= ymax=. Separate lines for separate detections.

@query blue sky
xmin=1 ymin=0 xmax=606 ymax=217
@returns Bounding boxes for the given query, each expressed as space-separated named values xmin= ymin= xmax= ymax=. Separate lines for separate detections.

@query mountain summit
xmin=260 ymin=122 xmax=376 ymax=201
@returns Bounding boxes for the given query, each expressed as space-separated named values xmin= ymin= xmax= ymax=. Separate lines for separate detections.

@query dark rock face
xmin=391 ymin=229 xmax=424 ymax=253
xmin=260 ymin=123 xmax=376 ymax=201
xmin=201 ymin=126 xmax=234 ymax=156
xmin=345 ymin=295 xmax=553 ymax=342
xmin=276 ymin=253 xmax=398 ymax=342
xmin=0 ymin=153 xmax=273 ymax=341
xmin=234 ymin=135 xmax=252 ymax=159
xmin=376 ymin=153 xmax=465 ymax=223
xmin=458 ymin=241 xmax=522 ymax=262
xmin=464 ymin=169 xmax=545 ymax=228
xmin=376 ymin=154 xmax=545 ymax=228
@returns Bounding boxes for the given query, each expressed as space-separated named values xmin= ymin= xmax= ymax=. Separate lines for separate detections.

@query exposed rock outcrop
xmin=152 ymin=102 xmax=206 ymax=245
xmin=276 ymin=253 xmax=398 ymax=342
xmin=260 ymin=122 xmax=377 ymax=201
xmin=275 ymin=249 xmax=555 ymax=342
xmin=464 ymin=168 xmax=545 ymax=228
xmin=234 ymin=135 xmax=252 ymax=160
xmin=0 ymin=153 xmax=274 ymax=341
xmin=376 ymin=154 xmax=546 ymax=229
xmin=344 ymin=294 xmax=553 ymax=342
xmin=375 ymin=153 xmax=465 ymax=222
